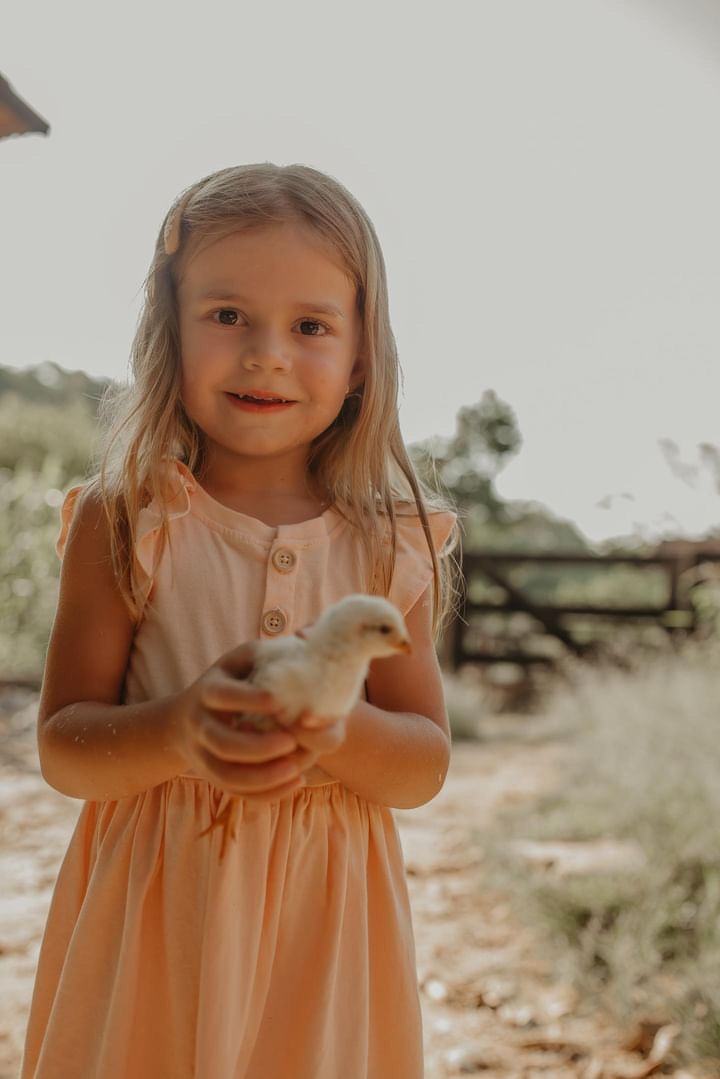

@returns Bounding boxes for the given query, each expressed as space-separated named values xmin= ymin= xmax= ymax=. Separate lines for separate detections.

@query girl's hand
xmin=288 ymin=709 xmax=349 ymax=756
xmin=174 ymin=643 xmax=318 ymax=803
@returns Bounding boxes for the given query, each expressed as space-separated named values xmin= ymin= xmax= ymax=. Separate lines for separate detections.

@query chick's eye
xmin=379 ymin=625 xmax=392 ymax=635
xmin=214 ymin=309 xmax=239 ymax=326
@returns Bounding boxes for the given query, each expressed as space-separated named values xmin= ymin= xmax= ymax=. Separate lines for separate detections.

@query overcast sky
xmin=3 ymin=0 xmax=719 ymax=544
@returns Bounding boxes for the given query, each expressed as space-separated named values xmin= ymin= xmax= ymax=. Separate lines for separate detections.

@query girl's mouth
xmin=225 ymin=392 xmax=296 ymax=413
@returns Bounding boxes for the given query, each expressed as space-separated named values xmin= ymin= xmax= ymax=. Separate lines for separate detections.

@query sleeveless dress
xmin=21 ymin=459 xmax=455 ymax=1079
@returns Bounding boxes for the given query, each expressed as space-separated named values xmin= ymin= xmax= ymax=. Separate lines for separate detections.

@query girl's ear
xmin=349 ymin=317 xmax=365 ymax=388
xmin=349 ymin=352 xmax=365 ymax=390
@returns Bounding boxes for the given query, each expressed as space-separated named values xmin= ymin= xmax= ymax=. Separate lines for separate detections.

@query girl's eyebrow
xmin=196 ymin=290 xmax=345 ymax=319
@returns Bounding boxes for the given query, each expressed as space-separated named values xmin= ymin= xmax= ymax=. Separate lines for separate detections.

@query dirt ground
xmin=0 ymin=690 xmax=709 ymax=1078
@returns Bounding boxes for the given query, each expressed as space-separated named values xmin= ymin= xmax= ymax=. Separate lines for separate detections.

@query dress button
xmin=261 ymin=608 xmax=287 ymax=635
xmin=271 ymin=547 xmax=297 ymax=573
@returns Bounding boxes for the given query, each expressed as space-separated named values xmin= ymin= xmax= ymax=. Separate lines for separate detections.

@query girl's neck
xmin=194 ymin=454 xmax=329 ymax=527
xmin=206 ymin=487 xmax=329 ymax=527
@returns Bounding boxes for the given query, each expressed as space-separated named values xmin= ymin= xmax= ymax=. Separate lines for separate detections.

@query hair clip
xmin=163 ymin=189 xmax=194 ymax=256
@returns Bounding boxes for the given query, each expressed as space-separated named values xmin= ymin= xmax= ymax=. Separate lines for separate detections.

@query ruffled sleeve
xmin=55 ymin=461 xmax=196 ymax=596
xmin=388 ymin=509 xmax=457 ymax=615
xmin=134 ymin=459 xmax=195 ymax=588
xmin=55 ymin=485 xmax=86 ymax=560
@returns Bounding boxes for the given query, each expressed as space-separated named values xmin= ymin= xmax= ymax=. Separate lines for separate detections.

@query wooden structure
xmin=448 ymin=545 xmax=720 ymax=671
xmin=0 ymin=72 xmax=49 ymax=139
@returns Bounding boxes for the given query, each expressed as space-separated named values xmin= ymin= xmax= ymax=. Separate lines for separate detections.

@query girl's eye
xmin=214 ymin=309 xmax=239 ymax=325
xmin=297 ymin=319 xmax=328 ymax=336
xmin=211 ymin=311 xmax=329 ymax=336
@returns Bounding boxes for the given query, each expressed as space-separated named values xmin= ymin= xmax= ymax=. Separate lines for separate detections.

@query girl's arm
xmin=38 ymin=488 xmax=312 ymax=802
xmin=309 ymin=585 xmax=451 ymax=809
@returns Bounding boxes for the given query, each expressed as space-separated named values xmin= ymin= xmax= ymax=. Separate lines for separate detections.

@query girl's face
xmin=177 ymin=221 xmax=362 ymax=488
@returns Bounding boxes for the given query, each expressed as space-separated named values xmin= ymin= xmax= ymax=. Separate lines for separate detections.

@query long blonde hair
xmin=94 ymin=163 xmax=461 ymax=635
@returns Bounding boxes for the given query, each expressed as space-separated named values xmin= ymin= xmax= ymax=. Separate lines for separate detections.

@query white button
xmin=261 ymin=608 xmax=287 ymax=635
xmin=272 ymin=547 xmax=297 ymax=573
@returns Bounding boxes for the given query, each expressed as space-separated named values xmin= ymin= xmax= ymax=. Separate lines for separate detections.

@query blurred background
xmin=2 ymin=1 xmax=720 ymax=1075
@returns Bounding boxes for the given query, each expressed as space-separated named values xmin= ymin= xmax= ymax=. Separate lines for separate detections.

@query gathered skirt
xmin=21 ymin=778 xmax=424 ymax=1079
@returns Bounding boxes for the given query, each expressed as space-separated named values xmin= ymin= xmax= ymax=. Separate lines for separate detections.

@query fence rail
xmin=449 ymin=548 xmax=720 ymax=670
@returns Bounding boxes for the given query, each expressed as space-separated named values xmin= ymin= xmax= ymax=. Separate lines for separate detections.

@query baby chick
xmin=201 ymin=595 xmax=411 ymax=859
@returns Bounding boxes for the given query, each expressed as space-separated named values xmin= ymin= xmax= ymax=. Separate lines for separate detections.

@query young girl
xmin=21 ymin=163 xmax=459 ymax=1079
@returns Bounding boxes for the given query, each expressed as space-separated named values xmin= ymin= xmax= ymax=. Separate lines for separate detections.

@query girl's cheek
xmin=180 ymin=329 xmax=219 ymax=372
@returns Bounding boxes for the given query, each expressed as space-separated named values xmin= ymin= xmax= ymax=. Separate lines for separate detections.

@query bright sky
xmin=3 ymin=0 xmax=719 ymax=544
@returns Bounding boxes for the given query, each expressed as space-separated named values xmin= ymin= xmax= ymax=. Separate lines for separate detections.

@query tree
xmin=410 ymin=390 xmax=522 ymax=518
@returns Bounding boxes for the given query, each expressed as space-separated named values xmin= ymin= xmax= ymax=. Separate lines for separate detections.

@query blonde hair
xmin=94 ymin=163 xmax=461 ymax=636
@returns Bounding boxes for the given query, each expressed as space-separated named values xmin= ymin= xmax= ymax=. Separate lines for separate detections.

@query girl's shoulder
xmin=55 ymin=459 xmax=193 ymax=563
xmin=386 ymin=499 xmax=458 ymax=555
xmin=379 ymin=500 xmax=460 ymax=618
xmin=56 ymin=479 xmax=104 ymax=560
xmin=55 ymin=459 xmax=196 ymax=620
xmin=55 ymin=480 xmax=139 ymax=628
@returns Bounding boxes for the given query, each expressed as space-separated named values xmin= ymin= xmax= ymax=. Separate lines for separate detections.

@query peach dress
xmin=21 ymin=460 xmax=455 ymax=1079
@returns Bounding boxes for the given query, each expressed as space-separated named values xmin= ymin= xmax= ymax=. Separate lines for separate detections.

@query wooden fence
xmin=447 ymin=548 xmax=720 ymax=671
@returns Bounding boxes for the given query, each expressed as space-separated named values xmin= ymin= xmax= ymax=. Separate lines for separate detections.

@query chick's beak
xmin=395 ymin=636 xmax=412 ymax=655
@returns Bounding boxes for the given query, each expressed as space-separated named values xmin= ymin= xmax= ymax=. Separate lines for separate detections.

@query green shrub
xmin=0 ymin=458 xmax=88 ymax=676
xmin=0 ymin=393 xmax=98 ymax=676
xmin=484 ymin=640 xmax=720 ymax=1069
xmin=0 ymin=393 xmax=100 ymax=475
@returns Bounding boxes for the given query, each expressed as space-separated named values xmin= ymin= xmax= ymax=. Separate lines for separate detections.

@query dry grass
xmin=463 ymin=637 xmax=720 ymax=1071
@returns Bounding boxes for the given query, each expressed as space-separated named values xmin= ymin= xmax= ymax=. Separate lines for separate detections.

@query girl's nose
xmin=240 ymin=328 xmax=292 ymax=373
